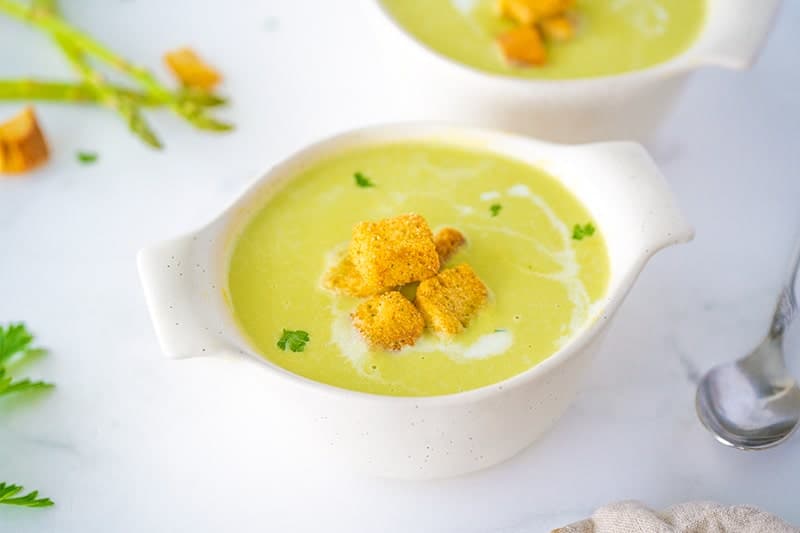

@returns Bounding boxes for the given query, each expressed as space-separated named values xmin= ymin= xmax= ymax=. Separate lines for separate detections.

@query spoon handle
xmin=770 ymin=234 xmax=800 ymax=338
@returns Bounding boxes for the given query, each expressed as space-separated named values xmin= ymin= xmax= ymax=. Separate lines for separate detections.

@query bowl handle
xmin=698 ymin=0 xmax=782 ymax=69
xmin=567 ymin=141 xmax=694 ymax=260
xmin=138 ymin=233 xmax=226 ymax=359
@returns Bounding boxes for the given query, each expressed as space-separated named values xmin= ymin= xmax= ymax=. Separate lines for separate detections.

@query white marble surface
xmin=2 ymin=1 xmax=800 ymax=531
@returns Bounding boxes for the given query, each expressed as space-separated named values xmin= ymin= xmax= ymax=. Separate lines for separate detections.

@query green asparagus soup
xmin=227 ymin=142 xmax=610 ymax=396
xmin=381 ymin=0 xmax=705 ymax=79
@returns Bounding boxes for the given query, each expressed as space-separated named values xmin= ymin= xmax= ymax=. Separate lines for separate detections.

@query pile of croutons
xmin=324 ymin=213 xmax=489 ymax=351
xmin=495 ymin=0 xmax=577 ymax=67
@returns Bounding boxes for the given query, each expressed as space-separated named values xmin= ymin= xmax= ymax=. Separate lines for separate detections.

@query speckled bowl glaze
xmin=138 ymin=123 xmax=693 ymax=479
xmin=364 ymin=0 xmax=781 ymax=142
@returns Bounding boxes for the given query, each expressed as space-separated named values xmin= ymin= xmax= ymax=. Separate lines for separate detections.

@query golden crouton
xmin=352 ymin=291 xmax=425 ymax=351
xmin=415 ymin=264 xmax=489 ymax=337
xmin=434 ymin=227 xmax=466 ymax=266
xmin=540 ymin=15 xmax=575 ymax=41
xmin=497 ymin=26 xmax=547 ymax=67
xmin=349 ymin=213 xmax=440 ymax=295
xmin=496 ymin=0 xmax=535 ymax=25
xmin=496 ymin=0 xmax=574 ymax=25
xmin=323 ymin=254 xmax=372 ymax=297
xmin=0 ymin=107 xmax=49 ymax=175
xmin=164 ymin=47 xmax=222 ymax=90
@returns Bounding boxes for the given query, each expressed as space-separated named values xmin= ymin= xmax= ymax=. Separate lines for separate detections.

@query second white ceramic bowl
xmin=365 ymin=0 xmax=781 ymax=142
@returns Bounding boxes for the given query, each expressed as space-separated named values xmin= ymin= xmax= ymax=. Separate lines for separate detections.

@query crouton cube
xmin=0 ymin=107 xmax=49 ymax=175
xmin=348 ymin=213 xmax=440 ymax=295
xmin=352 ymin=291 xmax=425 ymax=351
xmin=415 ymin=264 xmax=489 ymax=337
xmin=434 ymin=227 xmax=466 ymax=266
xmin=164 ymin=48 xmax=222 ymax=90
xmin=540 ymin=15 xmax=575 ymax=41
xmin=533 ymin=0 xmax=575 ymax=18
xmin=497 ymin=0 xmax=536 ymax=25
xmin=497 ymin=26 xmax=547 ymax=67
xmin=497 ymin=0 xmax=573 ymax=25
xmin=323 ymin=254 xmax=373 ymax=297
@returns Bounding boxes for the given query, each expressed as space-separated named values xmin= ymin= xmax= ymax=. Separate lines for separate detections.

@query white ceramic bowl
xmin=138 ymin=123 xmax=693 ymax=479
xmin=364 ymin=0 xmax=781 ymax=142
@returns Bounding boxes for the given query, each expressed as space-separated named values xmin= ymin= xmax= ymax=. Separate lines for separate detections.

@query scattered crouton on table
xmin=415 ymin=264 xmax=489 ymax=337
xmin=352 ymin=291 xmax=426 ymax=351
xmin=0 ymin=107 xmax=49 ymax=175
xmin=164 ymin=47 xmax=222 ymax=90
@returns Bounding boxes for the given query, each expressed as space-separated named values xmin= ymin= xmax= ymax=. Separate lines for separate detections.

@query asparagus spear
xmin=0 ymin=0 xmax=233 ymax=133
xmin=31 ymin=0 xmax=162 ymax=148
xmin=0 ymin=80 xmax=227 ymax=107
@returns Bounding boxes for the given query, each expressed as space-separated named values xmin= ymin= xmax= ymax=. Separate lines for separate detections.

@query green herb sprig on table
xmin=0 ymin=323 xmax=55 ymax=508
xmin=489 ymin=204 xmax=502 ymax=217
xmin=0 ymin=0 xmax=232 ymax=149
xmin=0 ymin=483 xmax=53 ymax=508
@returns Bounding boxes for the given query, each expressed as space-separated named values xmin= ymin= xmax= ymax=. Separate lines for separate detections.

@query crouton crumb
xmin=348 ymin=213 xmax=440 ymax=295
xmin=434 ymin=227 xmax=466 ymax=266
xmin=352 ymin=291 xmax=425 ymax=351
xmin=415 ymin=264 xmax=489 ymax=337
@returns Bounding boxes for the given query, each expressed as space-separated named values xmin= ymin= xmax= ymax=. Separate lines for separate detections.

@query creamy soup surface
xmin=227 ymin=142 xmax=610 ymax=396
xmin=380 ymin=0 xmax=706 ymax=79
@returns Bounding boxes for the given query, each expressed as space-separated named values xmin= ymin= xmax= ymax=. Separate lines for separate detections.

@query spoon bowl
xmin=696 ymin=337 xmax=800 ymax=449
xmin=696 ymin=238 xmax=800 ymax=450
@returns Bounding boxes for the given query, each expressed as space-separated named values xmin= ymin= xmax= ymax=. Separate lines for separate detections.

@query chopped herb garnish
xmin=489 ymin=204 xmax=502 ymax=217
xmin=277 ymin=329 xmax=310 ymax=352
xmin=572 ymin=222 xmax=596 ymax=240
xmin=76 ymin=151 xmax=98 ymax=164
xmin=354 ymin=172 xmax=375 ymax=188
xmin=494 ymin=328 xmax=507 ymax=333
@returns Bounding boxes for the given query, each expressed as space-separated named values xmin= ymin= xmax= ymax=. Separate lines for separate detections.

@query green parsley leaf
xmin=0 ymin=483 xmax=54 ymax=508
xmin=76 ymin=151 xmax=99 ymax=164
xmin=572 ymin=222 xmax=596 ymax=240
xmin=0 ymin=367 xmax=53 ymax=397
xmin=0 ymin=324 xmax=54 ymax=396
xmin=277 ymin=329 xmax=310 ymax=352
xmin=0 ymin=323 xmax=35 ymax=364
xmin=489 ymin=204 xmax=502 ymax=217
xmin=0 ymin=325 xmax=55 ymax=509
xmin=354 ymin=172 xmax=375 ymax=188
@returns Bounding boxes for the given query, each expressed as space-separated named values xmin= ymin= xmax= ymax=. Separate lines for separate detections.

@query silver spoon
xmin=696 ymin=237 xmax=800 ymax=449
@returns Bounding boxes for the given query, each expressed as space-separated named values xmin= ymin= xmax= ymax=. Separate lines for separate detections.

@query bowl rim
xmin=211 ymin=122 xmax=666 ymax=407
xmin=366 ymin=0 xmax=734 ymax=86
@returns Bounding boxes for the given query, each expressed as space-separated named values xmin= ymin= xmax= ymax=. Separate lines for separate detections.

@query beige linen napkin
xmin=554 ymin=501 xmax=799 ymax=533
